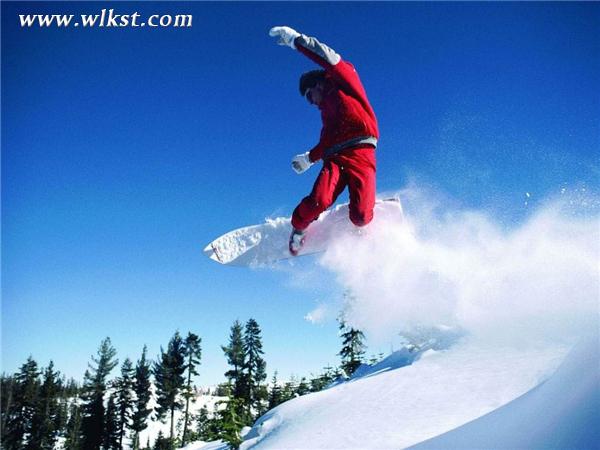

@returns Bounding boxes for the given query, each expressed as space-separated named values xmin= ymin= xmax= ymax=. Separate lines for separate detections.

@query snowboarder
xmin=269 ymin=26 xmax=379 ymax=256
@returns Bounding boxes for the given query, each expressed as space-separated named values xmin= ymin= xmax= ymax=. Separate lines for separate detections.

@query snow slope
xmin=190 ymin=327 xmax=598 ymax=450
xmin=409 ymin=329 xmax=600 ymax=450
xmin=237 ymin=337 xmax=570 ymax=449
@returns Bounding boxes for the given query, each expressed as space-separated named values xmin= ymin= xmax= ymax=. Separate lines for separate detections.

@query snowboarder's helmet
xmin=299 ymin=70 xmax=326 ymax=96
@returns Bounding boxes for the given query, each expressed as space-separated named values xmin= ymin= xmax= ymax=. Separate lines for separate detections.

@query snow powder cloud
xmin=317 ymin=186 xmax=599 ymax=347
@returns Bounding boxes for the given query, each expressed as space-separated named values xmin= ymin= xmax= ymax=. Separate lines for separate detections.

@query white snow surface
xmin=237 ymin=339 xmax=569 ymax=450
xmin=410 ymin=329 xmax=599 ymax=450
xmin=188 ymin=327 xmax=599 ymax=450
xmin=182 ymin=441 xmax=226 ymax=450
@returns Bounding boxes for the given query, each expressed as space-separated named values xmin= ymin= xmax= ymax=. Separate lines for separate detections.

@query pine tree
xmin=64 ymin=402 xmax=83 ymax=450
xmin=309 ymin=364 xmax=339 ymax=392
xmin=295 ymin=377 xmax=310 ymax=396
xmin=214 ymin=382 xmax=230 ymax=397
xmin=153 ymin=430 xmax=170 ymax=450
xmin=182 ymin=332 xmax=202 ymax=446
xmin=26 ymin=361 xmax=61 ymax=449
xmin=80 ymin=337 xmax=119 ymax=450
xmin=131 ymin=346 xmax=152 ymax=450
xmin=0 ymin=374 xmax=16 ymax=445
xmin=309 ymin=373 xmax=325 ymax=393
xmin=63 ymin=377 xmax=80 ymax=397
xmin=113 ymin=357 xmax=135 ymax=449
xmin=3 ymin=356 xmax=40 ymax=449
xmin=338 ymin=319 xmax=366 ymax=377
xmin=243 ymin=318 xmax=267 ymax=419
xmin=267 ymin=371 xmax=283 ymax=410
xmin=216 ymin=397 xmax=244 ymax=450
xmin=281 ymin=376 xmax=298 ymax=403
xmin=195 ymin=405 xmax=218 ymax=441
xmin=153 ymin=331 xmax=186 ymax=446
xmin=55 ymin=391 xmax=70 ymax=441
xmin=103 ymin=394 xmax=120 ymax=450
xmin=222 ymin=320 xmax=245 ymax=399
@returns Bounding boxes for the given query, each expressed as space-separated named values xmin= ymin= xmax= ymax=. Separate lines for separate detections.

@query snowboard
xmin=203 ymin=197 xmax=403 ymax=267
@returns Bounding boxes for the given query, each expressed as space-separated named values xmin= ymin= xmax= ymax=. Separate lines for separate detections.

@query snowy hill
xmin=410 ymin=329 xmax=599 ymax=450
xmin=238 ymin=338 xmax=568 ymax=449
xmin=188 ymin=327 xmax=597 ymax=450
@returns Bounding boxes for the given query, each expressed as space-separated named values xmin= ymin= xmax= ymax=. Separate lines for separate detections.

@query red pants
xmin=291 ymin=147 xmax=376 ymax=231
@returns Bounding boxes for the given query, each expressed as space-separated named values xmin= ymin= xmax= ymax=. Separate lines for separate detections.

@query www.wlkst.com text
xmin=19 ymin=9 xmax=193 ymax=28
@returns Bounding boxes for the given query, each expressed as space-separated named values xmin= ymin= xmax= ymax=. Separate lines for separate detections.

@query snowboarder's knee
xmin=309 ymin=194 xmax=331 ymax=213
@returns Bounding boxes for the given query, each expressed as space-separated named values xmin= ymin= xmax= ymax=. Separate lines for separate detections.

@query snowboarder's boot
xmin=288 ymin=229 xmax=306 ymax=256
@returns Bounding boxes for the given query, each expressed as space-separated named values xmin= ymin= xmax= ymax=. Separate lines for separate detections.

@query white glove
xmin=269 ymin=26 xmax=301 ymax=49
xmin=292 ymin=152 xmax=313 ymax=174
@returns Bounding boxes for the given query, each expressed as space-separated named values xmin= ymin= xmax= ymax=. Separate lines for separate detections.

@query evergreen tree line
xmin=1 ymin=318 xmax=370 ymax=450
xmin=1 ymin=331 xmax=200 ymax=450
xmin=191 ymin=318 xmax=370 ymax=450
xmin=1 ymin=359 xmax=78 ymax=450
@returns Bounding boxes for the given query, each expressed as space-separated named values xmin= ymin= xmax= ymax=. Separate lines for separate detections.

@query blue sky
xmin=2 ymin=2 xmax=598 ymax=385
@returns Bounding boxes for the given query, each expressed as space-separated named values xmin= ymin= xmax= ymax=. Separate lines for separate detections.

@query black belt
xmin=323 ymin=136 xmax=378 ymax=159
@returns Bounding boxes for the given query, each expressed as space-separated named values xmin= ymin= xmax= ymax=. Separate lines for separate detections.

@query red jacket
xmin=295 ymin=35 xmax=379 ymax=163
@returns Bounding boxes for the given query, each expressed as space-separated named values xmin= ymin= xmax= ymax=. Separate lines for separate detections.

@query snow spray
xmin=319 ymin=186 xmax=599 ymax=347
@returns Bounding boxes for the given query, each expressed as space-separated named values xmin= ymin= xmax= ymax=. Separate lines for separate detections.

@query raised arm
xmin=293 ymin=34 xmax=341 ymax=68
xmin=269 ymin=26 xmax=375 ymax=122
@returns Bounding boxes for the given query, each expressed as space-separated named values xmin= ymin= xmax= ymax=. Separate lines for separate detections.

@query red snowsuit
xmin=291 ymin=35 xmax=379 ymax=231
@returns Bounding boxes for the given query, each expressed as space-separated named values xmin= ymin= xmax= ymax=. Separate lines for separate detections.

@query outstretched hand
xmin=292 ymin=152 xmax=313 ymax=174
xmin=269 ymin=26 xmax=301 ymax=49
